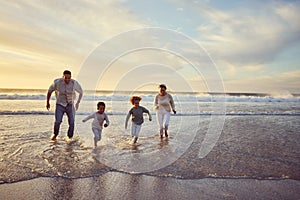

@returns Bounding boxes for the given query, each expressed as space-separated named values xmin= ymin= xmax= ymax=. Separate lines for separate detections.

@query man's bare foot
xmin=51 ymin=135 xmax=57 ymax=141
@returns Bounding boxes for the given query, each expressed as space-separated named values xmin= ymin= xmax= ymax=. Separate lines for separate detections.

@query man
xmin=46 ymin=70 xmax=83 ymax=141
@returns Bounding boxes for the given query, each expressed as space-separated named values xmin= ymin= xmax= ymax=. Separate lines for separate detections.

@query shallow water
xmin=1 ymin=90 xmax=300 ymax=183
xmin=0 ymin=114 xmax=299 ymax=183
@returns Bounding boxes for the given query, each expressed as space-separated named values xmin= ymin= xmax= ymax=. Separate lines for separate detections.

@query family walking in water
xmin=46 ymin=70 xmax=176 ymax=147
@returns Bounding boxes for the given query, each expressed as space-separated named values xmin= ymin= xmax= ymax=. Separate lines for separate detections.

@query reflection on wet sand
xmin=1 ymin=172 xmax=300 ymax=200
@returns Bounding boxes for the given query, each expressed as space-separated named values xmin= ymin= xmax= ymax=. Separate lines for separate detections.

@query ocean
xmin=0 ymin=88 xmax=299 ymax=185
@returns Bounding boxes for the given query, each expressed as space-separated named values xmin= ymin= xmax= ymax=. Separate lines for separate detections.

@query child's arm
xmin=82 ymin=113 xmax=94 ymax=122
xmin=104 ymin=113 xmax=110 ymax=127
xmin=143 ymin=107 xmax=152 ymax=121
xmin=148 ymin=112 xmax=152 ymax=121
xmin=125 ymin=111 xmax=131 ymax=129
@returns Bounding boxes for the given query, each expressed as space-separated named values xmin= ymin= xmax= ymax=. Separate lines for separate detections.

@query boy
xmin=125 ymin=96 xmax=152 ymax=144
xmin=82 ymin=102 xmax=109 ymax=148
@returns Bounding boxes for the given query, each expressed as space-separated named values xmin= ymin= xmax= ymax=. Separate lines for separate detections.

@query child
xmin=82 ymin=102 xmax=110 ymax=148
xmin=125 ymin=96 xmax=152 ymax=144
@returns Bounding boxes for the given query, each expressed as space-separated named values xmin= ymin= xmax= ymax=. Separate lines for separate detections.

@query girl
xmin=125 ymin=96 xmax=152 ymax=144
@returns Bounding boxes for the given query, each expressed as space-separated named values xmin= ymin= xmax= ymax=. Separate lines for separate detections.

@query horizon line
xmin=0 ymin=88 xmax=299 ymax=96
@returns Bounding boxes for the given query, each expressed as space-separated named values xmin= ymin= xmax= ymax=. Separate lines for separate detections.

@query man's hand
xmin=46 ymin=102 xmax=50 ymax=110
xmin=46 ymin=91 xmax=52 ymax=111
xmin=75 ymin=102 xmax=80 ymax=111
xmin=173 ymin=110 xmax=177 ymax=114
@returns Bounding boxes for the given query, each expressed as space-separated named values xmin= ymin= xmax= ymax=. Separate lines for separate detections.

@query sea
xmin=0 ymin=88 xmax=299 ymax=184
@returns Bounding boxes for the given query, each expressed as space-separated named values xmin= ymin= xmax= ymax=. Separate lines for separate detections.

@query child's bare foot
xmin=165 ymin=131 xmax=168 ymax=138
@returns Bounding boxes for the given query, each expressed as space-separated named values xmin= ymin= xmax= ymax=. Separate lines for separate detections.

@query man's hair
xmin=97 ymin=101 xmax=106 ymax=109
xmin=63 ymin=70 xmax=72 ymax=76
xmin=158 ymin=84 xmax=167 ymax=89
xmin=130 ymin=96 xmax=142 ymax=105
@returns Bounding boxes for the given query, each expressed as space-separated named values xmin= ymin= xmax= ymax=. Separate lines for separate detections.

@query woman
xmin=154 ymin=84 xmax=176 ymax=138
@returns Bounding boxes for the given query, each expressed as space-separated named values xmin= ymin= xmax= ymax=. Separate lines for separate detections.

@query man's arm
xmin=75 ymin=92 xmax=83 ymax=110
xmin=47 ymin=80 xmax=56 ymax=110
xmin=75 ymin=81 xmax=83 ymax=111
xmin=46 ymin=91 xmax=52 ymax=110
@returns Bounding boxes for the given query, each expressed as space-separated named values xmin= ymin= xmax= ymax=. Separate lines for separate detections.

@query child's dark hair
xmin=130 ymin=96 xmax=142 ymax=105
xmin=97 ymin=101 xmax=106 ymax=109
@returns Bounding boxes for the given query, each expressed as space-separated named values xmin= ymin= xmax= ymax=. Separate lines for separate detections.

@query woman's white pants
xmin=156 ymin=110 xmax=171 ymax=134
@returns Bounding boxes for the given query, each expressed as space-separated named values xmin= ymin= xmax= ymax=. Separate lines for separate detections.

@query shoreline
xmin=1 ymin=172 xmax=300 ymax=200
xmin=1 ymin=169 xmax=299 ymax=185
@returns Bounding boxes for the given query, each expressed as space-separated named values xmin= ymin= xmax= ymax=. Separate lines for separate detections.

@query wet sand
xmin=0 ymin=172 xmax=299 ymax=200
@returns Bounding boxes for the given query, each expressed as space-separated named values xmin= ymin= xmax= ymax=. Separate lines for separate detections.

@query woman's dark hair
xmin=97 ymin=101 xmax=106 ymax=109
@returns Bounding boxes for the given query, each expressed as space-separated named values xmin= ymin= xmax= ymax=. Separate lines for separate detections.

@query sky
xmin=0 ymin=0 xmax=299 ymax=94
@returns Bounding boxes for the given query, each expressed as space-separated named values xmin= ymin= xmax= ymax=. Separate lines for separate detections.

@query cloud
xmin=0 ymin=0 xmax=145 ymax=56
xmin=275 ymin=2 xmax=300 ymax=31
xmin=196 ymin=1 xmax=300 ymax=66
xmin=279 ymin=69 xmax=300 ymax=80
xmin=0 ymin=0 xmax=146 ymax=88
xmin=224 ymin=69 xmax=300 ymax=93
xmin=181 ymin=0 xmax=300 ymax=92
xmin=1 ymin=0 xmax=299 ymax=93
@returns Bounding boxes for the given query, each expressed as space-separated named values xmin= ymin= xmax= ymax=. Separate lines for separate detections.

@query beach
xmin=0 ymin=90 xmax=300 ymax=199
xmin=1 ymin=0 xmax=300 ymax=199
xmin=1 ymin=115 xmax=299 ymax=199
xmin=1 ymin=173 xmax=300 ymax=200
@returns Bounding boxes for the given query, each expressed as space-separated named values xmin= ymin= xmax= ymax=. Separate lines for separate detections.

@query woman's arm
xmin=169 ymin=94 xmax=176 ymax=114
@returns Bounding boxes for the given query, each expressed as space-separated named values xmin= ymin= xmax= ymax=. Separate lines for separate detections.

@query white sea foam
xmin=0 ymin=93 xmax=299 ymax=103
xmin=0 ymin=89 xmax=299 ymax=116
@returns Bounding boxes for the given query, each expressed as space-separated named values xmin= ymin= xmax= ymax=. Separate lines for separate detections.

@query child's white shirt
xmin=83 ymin=112 xmax=109 ymax=129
